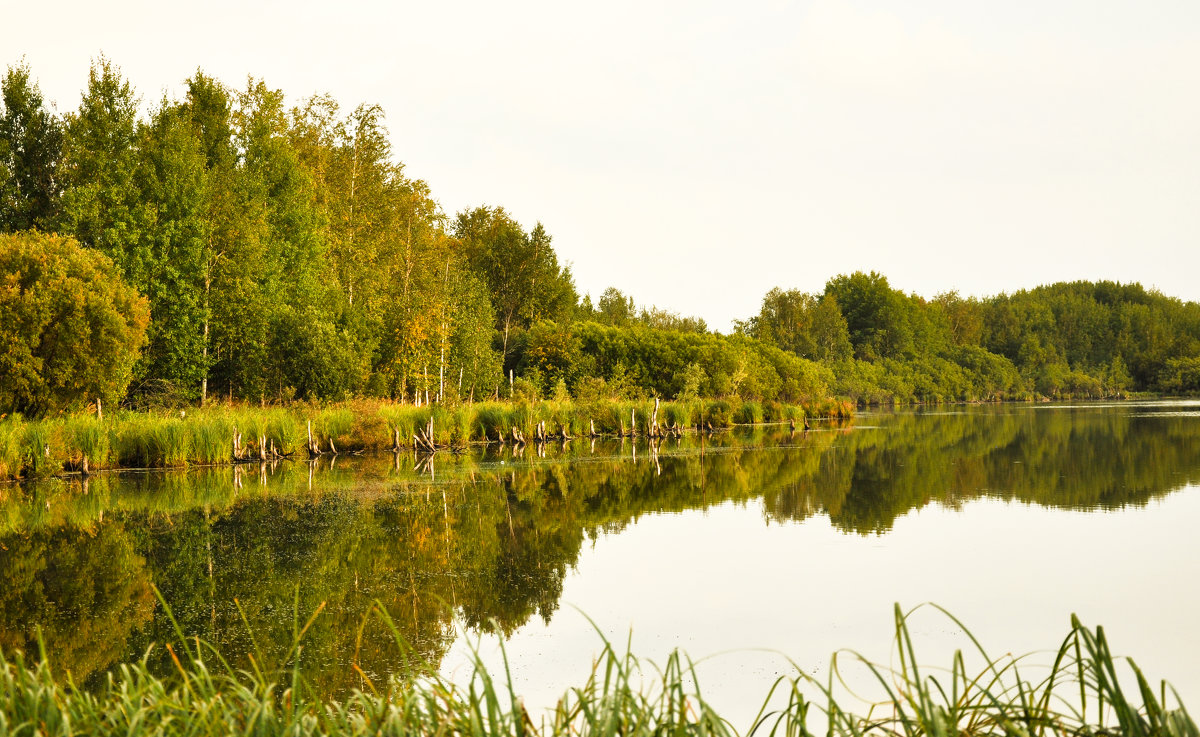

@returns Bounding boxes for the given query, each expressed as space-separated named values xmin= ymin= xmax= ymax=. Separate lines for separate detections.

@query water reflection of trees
xmin=0 ymin=523 xmax=154 ymax=683
xmin=1 ymin=405 xmax=1197 ymax=696
xmin=771 ymin=407 xmax=1200 ymax=533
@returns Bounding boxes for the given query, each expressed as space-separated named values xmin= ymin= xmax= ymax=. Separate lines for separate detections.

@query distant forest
xmin=2 ymin=59 xmax=1199 ymax=416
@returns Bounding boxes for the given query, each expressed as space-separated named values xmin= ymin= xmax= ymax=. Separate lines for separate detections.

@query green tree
xmin=57 ymin=56 xmax=150 ymax=287
xmin=0 ymin=232 xmax=149 ymax=416
xmin=810 ymin=294 xmax=853 ymax=361
xmin=597 ymin=286 xmax=635 ymax=326
xmin=228 ymin=78 xmax=358 ymax=401
xmin=134 ymin=99 xmax=211 ymax=400
xmin=824 ymin=271 xmax=915 ymax=360
xmin=0 ymin=63 xmax=63 ymax=231
xmin=931 ymin=291 xmax=983 ymax=347
xmin=181 ymin=71 xmax=239 ymax=404
xmin=741 ymin=288 xmax=859 ymax=363
xmin=446 ymin=270 xmax=501 ymax=401
xmin=456 ymin=207 xmax=576 ymax=361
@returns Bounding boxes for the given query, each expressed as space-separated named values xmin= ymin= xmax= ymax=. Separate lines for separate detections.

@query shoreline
xmin=0 ymin=397 xmax=853 ymax=482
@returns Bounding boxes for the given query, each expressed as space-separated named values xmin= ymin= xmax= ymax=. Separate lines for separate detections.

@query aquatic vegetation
xmin=0 ymin=418 xmax=25 ymax=480
xmin=19 ymin=422 xmax=58 ymax=478
xmin=0 ymin=398 xmax=839 ymax=480
xmin=0 ymin=603 xmax=1190 ymax=737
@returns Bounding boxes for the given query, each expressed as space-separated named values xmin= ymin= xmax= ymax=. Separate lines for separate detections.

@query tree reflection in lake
xmin=1 ymin=401 xmax=1197 ymax=696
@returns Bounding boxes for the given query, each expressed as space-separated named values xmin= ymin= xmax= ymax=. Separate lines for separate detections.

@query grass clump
xmin=111 ymin=415 xmax=189 ymax=467
xmin=379 ymin=404 xmax=425 ymax=445
xmin=19 ymin=422 xmax=59 ymax=478
xmin=64 ymin=415 xmax=111 ymax=470
xmin=472 ymin=402 xmax=512 ymax=442
xmin=0 ymin=602 xmax=1191 ymax=737
xmin=733 ymin=400 xmax=764 ymax=424
xmin=0 ymin=397 xmax=850 ymax=479
xmin=0 ymin=417 xmax=25 ymax=479
xmin=190 ymin=413 xmax=233 ymax=464
xmin=312 ymin=406 xmax=355 ymax=448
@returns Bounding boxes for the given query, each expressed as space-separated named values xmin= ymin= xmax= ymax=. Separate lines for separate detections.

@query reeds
xmin=64 ymin=415 xmax=110 ymax=469
xmin=0 ymin=416 xmax=24 ymax=479
xmin=0 ymin=398 xmax=850 ymax=480
xmin=775 ymin=603 xmax=1199 ymax=737
xmin=19 ymin=422 xmax=58 ymax=478
xmin=0 ymin=602 xmax=1190 ymax=737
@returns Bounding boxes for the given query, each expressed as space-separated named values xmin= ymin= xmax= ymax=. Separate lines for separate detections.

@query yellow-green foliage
xmin=378 ymin=404 xmax=425 ymax=445
xmin=703 ymin=400 xmax=734 ymax=428
xmin=20 ymin=422 xmax=59 ymax=478
xmin=312 ymin=407 xmax=354 ymax=447
xmin=471 ymin=402 xmax=512 ymax=441
xmin=0 ymin=417 xmax=25 ymax=479
xmin=64 ymin=415 xmax=111 ymax=469
xmin=112 ymin=415 xmax=191 ymax=467
xmin=733 ymin=401 xmax=764 ymax=424
xmin=0 ymin=232 xmax=150 ymax=418
xmin=190 ymin=414 xmax=233 ymax=464
xmin=0 ymin=397 xmax=846 ymax=479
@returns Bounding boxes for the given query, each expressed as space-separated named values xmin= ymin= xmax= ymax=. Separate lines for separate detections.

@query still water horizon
xmin=2 ymin=400 xmax=1198 ymax=726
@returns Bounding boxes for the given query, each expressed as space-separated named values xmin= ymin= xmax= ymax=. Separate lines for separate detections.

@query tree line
xmin=736 ymin=272 xmax=1200 ymax=402
xmin=1 ymin=59 xmax=579 ymax=414
xmin=3 ymin=59 xmax=1199 ymax=416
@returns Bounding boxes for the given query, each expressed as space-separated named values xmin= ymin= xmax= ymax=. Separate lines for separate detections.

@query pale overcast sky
xmin=7 ymin=0 xmax=1199 ymax=330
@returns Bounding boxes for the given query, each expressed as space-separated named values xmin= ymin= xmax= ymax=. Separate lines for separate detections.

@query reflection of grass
xmin=1 ymin=602 xmax=1190 ymax=737
xmin=0 ymin=399 xmax=849 ymax=479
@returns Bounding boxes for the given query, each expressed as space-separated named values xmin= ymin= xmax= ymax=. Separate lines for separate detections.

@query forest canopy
xmin=2 ymin=59 xmax=1199 ymax=415
xmin=737 ymin=273 xmax=1200 ymax=402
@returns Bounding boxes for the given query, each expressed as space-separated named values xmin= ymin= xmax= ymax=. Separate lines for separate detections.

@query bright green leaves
xmin=0 ymin=62 xmax=63 ymax=232
xmin=58 ymin=57 xmax=151 ymax=288
xmin=456 ymin=207 xmax=577 ymax=362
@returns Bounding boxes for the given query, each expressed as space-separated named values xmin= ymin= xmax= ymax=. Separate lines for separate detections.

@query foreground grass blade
xmin=0 ymin=603 xmax=1192 ymax=737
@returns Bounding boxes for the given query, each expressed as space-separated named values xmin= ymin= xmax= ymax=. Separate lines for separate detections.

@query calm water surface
xmin=2 ymin=401 xmax=1198 ymax=723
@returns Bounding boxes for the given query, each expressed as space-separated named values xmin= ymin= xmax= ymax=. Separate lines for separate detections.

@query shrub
xmin=702 ymin=400 xmax=733 ymax=428
xmin=0 ymin=232 xmax=149 ymax=417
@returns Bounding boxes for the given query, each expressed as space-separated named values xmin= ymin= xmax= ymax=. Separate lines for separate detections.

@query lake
xmin=2 ymin=400 xmax=1197 ymax=726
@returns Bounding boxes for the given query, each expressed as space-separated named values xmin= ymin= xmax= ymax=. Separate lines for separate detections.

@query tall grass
xmin=111 ymin=416 xmax=192 ymax=467
xmin=190 ymin=414 xmax=233 ymax=464
xmin=0 ymin=416 xmax=24 ymax=479
xmin=733 ymin=400 xmax=764 ymax=424
xmin=0 ymin=602 xmax=1190 ymax=737
xmin=64 ymin=415 xmax=111 ymax=469
xmin=19 ymin=422 xmax=59 ymax=478
xmin=0 ymin=398 xmax=851 ymax=479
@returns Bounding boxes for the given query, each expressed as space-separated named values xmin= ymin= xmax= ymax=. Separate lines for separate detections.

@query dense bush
xmin=0 ymin=232 xmax=149 ymax=417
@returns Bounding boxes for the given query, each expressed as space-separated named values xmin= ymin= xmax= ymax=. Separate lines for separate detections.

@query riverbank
xmin=0 ymin=603 xmax=1189 ymax=737
xmin=0 ymin=397 xmax=853 ymax=481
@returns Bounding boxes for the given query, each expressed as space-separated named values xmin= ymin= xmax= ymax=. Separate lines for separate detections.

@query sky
xmin=6 ymin=0 xmax=1200 ymax=331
